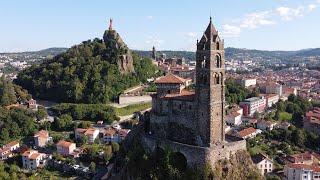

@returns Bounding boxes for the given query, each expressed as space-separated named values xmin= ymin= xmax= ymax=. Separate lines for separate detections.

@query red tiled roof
xmin=155 ymin=74 xmax=187 ymax=84
xmin=5 ymin=141 xmax=19 ymax=147
xmin=57 ymin=140 xmax=75 ymax=148
xmin=238 ymin=127 xmax=257 ymax=138
xmin=34 ymin=130 xmax=49 ymax=138
xmin=287 ymin=163 xmax=320 ymax=172
xmin=161 ymin=90 xmax=195 ymax=101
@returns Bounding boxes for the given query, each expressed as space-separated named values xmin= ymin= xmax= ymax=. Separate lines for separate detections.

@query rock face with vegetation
xmin=15 ymin=27 xmax=158 ymax=104
xmin=103 ymin=28 xmax=134 ymax=74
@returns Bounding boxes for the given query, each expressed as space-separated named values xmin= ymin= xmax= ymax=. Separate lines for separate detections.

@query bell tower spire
xmin=196 ymin=18 xmax=225 ymax=146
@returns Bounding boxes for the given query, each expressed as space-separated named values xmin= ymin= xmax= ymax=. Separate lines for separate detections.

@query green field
xmin=116 ymin=102 xmax=151 ymax=116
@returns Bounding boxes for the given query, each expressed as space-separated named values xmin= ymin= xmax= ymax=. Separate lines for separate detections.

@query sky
xmin=1 ymin=0 xmax=320 ymax=52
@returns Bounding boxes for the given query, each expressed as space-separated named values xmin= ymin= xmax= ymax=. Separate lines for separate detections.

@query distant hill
xmin=135 ymin=47 xmax=320 ymax=62
xmin=0 ymin=48 xmax=68 ymax=57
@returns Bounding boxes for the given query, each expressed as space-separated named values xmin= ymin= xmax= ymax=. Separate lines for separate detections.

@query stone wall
xmin=142 ymin=134 xmax=246 ymax=168
xmin=118 ymin=94 xmax=152 ymax=105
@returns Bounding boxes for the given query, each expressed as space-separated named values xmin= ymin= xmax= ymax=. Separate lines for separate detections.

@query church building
xmin=142 ymin=18 xmax=246 ymax=167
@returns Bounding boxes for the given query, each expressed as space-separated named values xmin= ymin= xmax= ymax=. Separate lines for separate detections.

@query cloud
xmin=220 ymin=1 xmax=319 ymax=38
xmin=240 ymin=11 xmax=275 ymax=29
xmin=185 ymin=32 xmax=197 ymax=38
xmin=221 ymin=24 xmax=241 ymax=37
xmin=308 ymin=4 xmax=317 ymax=11
xmin=276 ymin=6 xmax=305 ymax=21
xmin=146 ymin=15 xmax=153 ymax=20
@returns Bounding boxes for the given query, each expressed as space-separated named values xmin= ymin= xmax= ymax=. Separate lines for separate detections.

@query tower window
xmin=215 ymin=74 xmax=220 ymax=84
xmin=202 ymin=56 xmax=207 ymax=68
xmin=216 ymin=42 xmax=220 ymax=50
xmin=216 ymin=55 xmax=221 ymax=68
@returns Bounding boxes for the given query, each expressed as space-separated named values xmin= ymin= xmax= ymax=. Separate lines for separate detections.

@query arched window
xmin=216 ymin=42 xmax=220 ymax=50
xmin=215 ymin=74 xmax=220 ymax=84
xmin=202 ymin=56 xmax=207 ymax=68
xmin=216 ymin=54 xmax=221 ymax=68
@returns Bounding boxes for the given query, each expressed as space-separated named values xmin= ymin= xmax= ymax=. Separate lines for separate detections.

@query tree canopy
xmin=15 ymin=37 xmax=158 ymax=104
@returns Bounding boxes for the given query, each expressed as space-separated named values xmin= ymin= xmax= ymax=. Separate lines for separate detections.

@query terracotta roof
xmin=238 ymin=127 xmax=257 ymax=138
xmin=29 ymin=152 xmax=42 ymax=160
xmin=57 ymin=140 xmax=75 ymax=148
xmin=75 ymin=128 xmax=87 ymax=134
xmin=155 ymin=74 xmax=187 ymax=84
xmin=161 ymin=90 xmax=195 ymax=101
xmin=0 ymin=147 xmax=11 ymax=154
xmin=287 ymin=163 xmax=320 ymax=172
xmin=104 ymin=128 xmax=117 ymax=136
xmin=34 ymin=130 xmax=49 ymax=138
xmin=84 ymin=128 xmax=98 ymax=136
xmin=5 ymin=141 xmax=19 ymax=147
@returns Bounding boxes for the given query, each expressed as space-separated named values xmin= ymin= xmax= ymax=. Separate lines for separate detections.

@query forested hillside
xmin=15 ymin=29 xmax=159 ymax=104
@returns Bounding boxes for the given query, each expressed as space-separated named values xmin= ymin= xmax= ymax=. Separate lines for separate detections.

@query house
xmin=0 ymin=141 xmax=20 ymax=160
xmin=257 ymin=120 xmax=277 ymax=131
xmin=22 ymin=150 xmax=51 ymax=170
xmin=226 ymin=106 xmax=243 ymax=126
xmin=304 ymin=107 xmax=320 ymax=134
xmin=251 ymin=153 xmax=273 ymax=175
xmin=102 ymin=128 xmax=119 ymax=143
xmin=236 ymin=127 xmax=261 ymax=139
xmin=34 ymin=130 xmax=52 ymax=147
xmin=102 ymin=128 xmax=130 ymax=143
xmin=26 ymin=99 xmax=37 ymax=109
xmin=75 ymin=128 xmax=99 ymax=144
xmin=284 ymin=163 xmax=320 ymax=180
xmin=56 ymin=140 xmax=76 ymax=156
xmin=286 ymin=152 xmax=320 ymax=165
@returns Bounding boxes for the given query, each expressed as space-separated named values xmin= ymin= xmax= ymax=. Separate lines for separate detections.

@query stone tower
xmin=196 ymin=17 xmax=225 ymax=147
xmin=152 ymin=46 xmax=157 ymax=60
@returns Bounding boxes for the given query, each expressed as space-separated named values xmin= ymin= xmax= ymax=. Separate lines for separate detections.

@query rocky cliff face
xmin=103 ymin=29 xmax=135 ymax=74
xmin=214 ymin=150 xmax=263 ymax=180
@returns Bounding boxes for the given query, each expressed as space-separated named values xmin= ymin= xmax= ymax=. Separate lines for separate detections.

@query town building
xmin=26 ymin=99 xmax=37 ymax=109
xmin=284 ymin=163 xmax=320 ymax=180
xmin=236 ymin=127 xmax=262 ymax=139
xmin=262 ymin=94 xmax=280 ymax=108
xmin=226 ymin=106 xmax=243 ymax=126
xmin=56 ymin=140 xmax=76 ymax=156
xmin=22 ymin=150 xmax=51 ymax=170
xmin=142 ymin=18 xmax=246 ymax=168
xmin=304 ymin=107 xmax=320 ymax=134
xmin=257 ymin=120 xmax=277 ymax=131
xmin=286 ymin=152 xmax=320 ymax=165
xmin=34 ymin=130 xmax=52 ymax=147
xmin=259 ymin=82 xmax=283 ymax=97
xmin=75 ymin=128 xmax=99 ymax=144
xmin=102 ymin=127 xmax=130 ymax=143
xmin=251 ymin=153 xmax=273 ymax=175
xmin=0 ymin=141 xmax=20 ymax=160
xmin=239 ymin=97 xmax=266 ymax=116
xmin=237 ymin=78 xmax=256 ymax=88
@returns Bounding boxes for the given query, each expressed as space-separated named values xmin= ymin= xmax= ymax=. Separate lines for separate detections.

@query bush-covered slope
xmin=15 ymin=30 xmax=158 ymax=104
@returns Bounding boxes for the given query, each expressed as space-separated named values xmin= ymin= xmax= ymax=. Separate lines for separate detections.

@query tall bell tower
xmin=196 ymin=17 xmax=225 ymax=147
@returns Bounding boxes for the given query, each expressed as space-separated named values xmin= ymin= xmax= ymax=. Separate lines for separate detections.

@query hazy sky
xmin=1 ymin=0 xmax=320 ymax=52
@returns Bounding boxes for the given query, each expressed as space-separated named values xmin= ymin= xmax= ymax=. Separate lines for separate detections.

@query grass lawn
xmin=115 ymin=102 xmax=151 ymax=116
xmin=279 ymin=112 xmax=292 ymax=121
